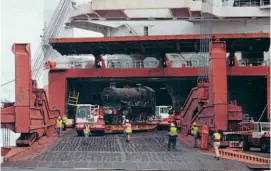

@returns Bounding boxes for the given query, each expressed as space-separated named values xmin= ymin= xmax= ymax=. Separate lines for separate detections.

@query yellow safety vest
xmin=169 ymin=127 xmax=177 ymax=136
xmin=56 ymin=119 xmax=63 ymax=128
xmin=62 ymin=116 xmax=68 ymax=124
xmin=191 ymin=126 xmax=198 ymax=136
xmin=213 ymin=132 xmax=221 ymax=141
xmin=125 ymin=123 xmax=132 ymax=134
xmin=83 ymin=126 xmax=90 ymax=134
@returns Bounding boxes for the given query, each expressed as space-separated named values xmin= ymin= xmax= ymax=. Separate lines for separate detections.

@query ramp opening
xmin=66 ymin=78 xmax=197 ymax=119
xmin=228 ymin=76 xmax=268 ymax=121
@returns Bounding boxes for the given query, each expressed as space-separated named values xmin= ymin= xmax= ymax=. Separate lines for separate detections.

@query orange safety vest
xmin=202 ymin=125 xmax=209 ymax=134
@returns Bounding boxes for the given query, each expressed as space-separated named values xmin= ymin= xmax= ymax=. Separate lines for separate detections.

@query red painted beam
xmin=49 ymin=33 xmax=269 ymax=43
xmin=50 ymin=66 xmax=269 ymax=78
xmin=228 ymin=66 xmax=270 ymax=76
xmin=65 ymin=68 xmax=198 ymax=78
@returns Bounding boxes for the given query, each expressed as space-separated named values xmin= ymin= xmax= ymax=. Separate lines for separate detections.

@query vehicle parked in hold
xmin=242 ymin=122 xmax=270 ymax=153
xmin=75 ymin=104 xmax=99 ymax=136
xmin=222 ymin=122 xmax=270 ymax=153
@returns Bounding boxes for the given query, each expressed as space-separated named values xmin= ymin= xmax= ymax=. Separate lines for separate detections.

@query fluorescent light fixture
xmin=160 ymin=87 xmax=166 ymax=90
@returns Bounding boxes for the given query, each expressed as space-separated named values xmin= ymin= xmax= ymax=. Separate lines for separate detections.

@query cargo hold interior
xmin=66 ymin=76 xmax=267 ymax=121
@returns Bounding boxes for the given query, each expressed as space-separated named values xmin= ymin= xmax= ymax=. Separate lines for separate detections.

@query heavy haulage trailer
xmin=74 ymin=86 xmax=173 ymax=135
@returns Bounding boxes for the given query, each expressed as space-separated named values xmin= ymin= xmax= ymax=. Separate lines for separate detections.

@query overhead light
xmin=136 ymin=83 xmax=142 ymax=86
xmin=160 ymin=87 xmax=166 ymax=90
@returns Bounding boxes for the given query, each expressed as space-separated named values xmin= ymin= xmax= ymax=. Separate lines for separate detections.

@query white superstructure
xmin=60 ymin=0 xmax=270 ymax=37
xmin=36 ymin=0 xmax=270 ymax=84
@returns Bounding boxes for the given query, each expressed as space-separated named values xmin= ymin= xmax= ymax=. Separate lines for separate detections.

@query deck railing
xmin=51 ymin=58 xmax=270 ymax=69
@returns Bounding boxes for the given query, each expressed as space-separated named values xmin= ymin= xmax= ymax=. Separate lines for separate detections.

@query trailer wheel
xmin=260 ymin=139 xmax=270 ymax=153
xmin=242 ymin=135 xmax=250 ymax=151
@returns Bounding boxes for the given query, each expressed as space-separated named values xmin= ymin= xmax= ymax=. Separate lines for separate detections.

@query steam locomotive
xmin=100 ymin=86 xmax=156 ymax=123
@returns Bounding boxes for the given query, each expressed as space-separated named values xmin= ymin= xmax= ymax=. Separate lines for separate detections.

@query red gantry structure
xmin=47 ymin=33 xmax=270 ymax=134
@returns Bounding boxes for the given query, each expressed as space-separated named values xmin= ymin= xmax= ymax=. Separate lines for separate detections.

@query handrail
xmin=47 ymin=58 xmax=270 ymax=69
xmin=181 ymin=88 xmax=198 ymax=119
xmin=32 ymin=88 xmax=61 ymax=118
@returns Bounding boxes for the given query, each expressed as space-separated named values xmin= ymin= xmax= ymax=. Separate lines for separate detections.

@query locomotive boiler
xmin=100 ymin=86 xmax=156 ymax=123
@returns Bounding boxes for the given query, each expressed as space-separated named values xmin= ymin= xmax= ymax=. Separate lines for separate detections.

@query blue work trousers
xmin=57 ymin=127 xmax=62 ymax=137
xmin=123 ymin=130 xmax=127 ymax=137
xmin=84 ymin=133 xmax=89 ymax=144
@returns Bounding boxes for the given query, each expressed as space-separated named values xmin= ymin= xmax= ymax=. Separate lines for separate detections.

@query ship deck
xmin=1 ymin=131 xmax=264 ymax=171
xmin=49 ymin=33 xmax=270 ymax=55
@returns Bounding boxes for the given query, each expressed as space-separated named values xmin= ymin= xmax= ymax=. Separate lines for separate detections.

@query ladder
xmin=67 ymin=91 xmax=79 ymax=106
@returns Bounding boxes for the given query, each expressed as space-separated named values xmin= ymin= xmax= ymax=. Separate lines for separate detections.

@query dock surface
xmin=1 ymin=131 xmax=259 ymax=170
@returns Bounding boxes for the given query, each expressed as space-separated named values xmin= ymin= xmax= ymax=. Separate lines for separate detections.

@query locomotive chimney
xmin=110 ymin=82 xmax=116 ymax=88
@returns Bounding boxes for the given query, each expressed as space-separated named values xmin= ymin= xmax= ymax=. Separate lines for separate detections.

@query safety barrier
xmin=231 ymin=0 xmax=270 ymax=7
xmin=219 ymin=149 xmax=271 ymax=164
xmin=47 ymin=58 xmax=270 ymax=69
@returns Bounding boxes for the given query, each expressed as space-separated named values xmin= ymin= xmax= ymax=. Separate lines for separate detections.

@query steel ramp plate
xmin=1 ymin=131 xmax=254 ymax=170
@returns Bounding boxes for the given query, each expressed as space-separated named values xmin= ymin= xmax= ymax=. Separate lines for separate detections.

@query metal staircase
xmin=31 ymin=0 xmax=72 ymax=81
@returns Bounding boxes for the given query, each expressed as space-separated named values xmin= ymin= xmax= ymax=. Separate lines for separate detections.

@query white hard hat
xmin=170 ymin=123 xmax=175 ymax=127
xmin=126 ymin=119 xmax=129 ymax=122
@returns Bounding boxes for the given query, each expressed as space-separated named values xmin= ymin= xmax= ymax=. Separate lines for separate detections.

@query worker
xmin=250 ymin=117 xmax=254 ymax=123
xmin=62 ymin=115 xmax=68 ymax=131
xmin=201 ymin=122 xmax=209 ymax=149
xmin=125 ymin=119 xmax=132 ymax=143
xmin=213 ymin=129 xmax=221 ymax=160
xmin=83 ymin=124 xmax=90 ymax=145
xmin=191 ymin=122 xmax=199 ymax=148
xmin=168 ymin=123 xmax=178 ymax=151
xmin=56 ymin=116 xmax=63 ymax=138
xmin=122 ymin=115 xmax=126 ymax=137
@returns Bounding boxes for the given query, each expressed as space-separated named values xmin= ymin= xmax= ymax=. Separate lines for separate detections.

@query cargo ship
xmin=1 ymin=0 xmax=270 ymax=170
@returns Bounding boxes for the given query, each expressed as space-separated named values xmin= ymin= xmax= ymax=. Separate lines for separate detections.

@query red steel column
xmin=267 ymin=69 xmax=270 ymax=121
xmin=208 ymin=41 xmax=228 ymax=131
xmin=12 ymin=44 xmax=31 ymax=132
xmin=48 ymin=70 xmax=66 ymax=115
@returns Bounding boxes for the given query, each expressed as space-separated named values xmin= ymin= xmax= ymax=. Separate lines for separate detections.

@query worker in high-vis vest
xmin=83 ymin=124 xmax=90 ymax=145
xmin=168 ymin=123 xmax=178 ymax=151
xmin=122 ymin=115 xmax=127 ymax=137
xmin=56 ymin=116 xmax=63 ymax=137
xmin=191 ymin=122 xmax=199 ymax=148
xmin=125 ymin=120 xmax=132 ymax=143
xmin=201 ymin=122 xmax=209 ymax=149
xmin=213 ymin=130 xmax=221 ymax=160
xmin=62 ymin=115 xmax=68 ymax=131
